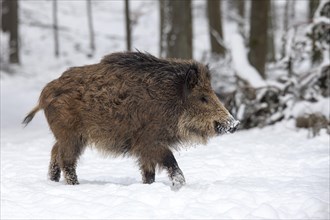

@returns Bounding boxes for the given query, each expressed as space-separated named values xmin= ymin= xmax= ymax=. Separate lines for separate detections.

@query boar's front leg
xmin=162 ymin=150 xmax=186 ymax=190
xmin=139 ymin=148 xmax=185 ymax=189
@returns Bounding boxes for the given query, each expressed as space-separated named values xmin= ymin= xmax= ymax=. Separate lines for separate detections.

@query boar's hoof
xmin=66 ymin=179 xmax=80 ymax=185
xmin=170 ymin=170 xmax=186 ymax=191
xmin=49 ymin=175 xmax=60 ymax=182
xmin=142 ymin=171 xmax=155 ymax=184
xmin=49 ymin=163 xmax=61 ymax=182
xmin=63 ymin=167 xmax=79 ymax=185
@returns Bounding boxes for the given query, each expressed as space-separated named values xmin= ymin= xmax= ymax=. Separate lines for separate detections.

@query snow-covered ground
xmin=2 ymin=117 xmax=329 ymax=219
xmin=1 ymin=0 xmax=329 ymax=219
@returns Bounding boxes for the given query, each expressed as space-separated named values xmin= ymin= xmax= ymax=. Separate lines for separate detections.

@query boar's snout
xmin=214 ymin=116 xmax=240 ymax=135
xmin=227 ymin=116 xmax=240 ymax=133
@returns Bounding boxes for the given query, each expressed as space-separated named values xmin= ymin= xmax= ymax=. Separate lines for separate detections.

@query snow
xmin=2 ymin=117 xmax=329 ymax=219
xmin=1 ymin=74 xmax=329 ymax=219
xmin=225 ymin=24 xmax=267 ymax=88
xmin=1 ymin=0 xmax=330 ymax=219
xmin=314 ymin=0 xmax=330 ymax=20
xmin=290 ymin=97 xmax=330 ymax=119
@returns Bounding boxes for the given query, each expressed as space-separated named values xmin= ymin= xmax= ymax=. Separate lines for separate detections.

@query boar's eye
xmin=200 ymin=96 xmax=208 ymax=103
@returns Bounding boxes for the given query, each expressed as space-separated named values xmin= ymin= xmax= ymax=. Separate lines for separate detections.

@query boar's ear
xmin=182 ymin=67 xmax=198 ymax=100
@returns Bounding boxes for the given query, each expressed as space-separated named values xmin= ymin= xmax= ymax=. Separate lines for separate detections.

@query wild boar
xmin=23 ymin=52 xmax=239 ymax=190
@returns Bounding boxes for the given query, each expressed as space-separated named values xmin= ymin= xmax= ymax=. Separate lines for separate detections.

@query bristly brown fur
xmin=23 ymin=51 xmax=232 ymax=188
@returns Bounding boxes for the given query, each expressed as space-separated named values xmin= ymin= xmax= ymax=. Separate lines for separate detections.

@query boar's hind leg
xmin=162 ymin=150 xmax=186 ymax=190
xmin=57 ymin=137 xmax=86 ymax=185
xmin=139 ymin=160 xmax=156 ymax=184
xmin=49 ymin=142 xmax=61 ymax=182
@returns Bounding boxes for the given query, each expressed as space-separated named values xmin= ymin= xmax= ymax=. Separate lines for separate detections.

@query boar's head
xmin=178 ymin=64 xmax=239 ymax=144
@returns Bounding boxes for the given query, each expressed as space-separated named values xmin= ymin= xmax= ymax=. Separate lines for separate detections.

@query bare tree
xmin=289 ymin=0 xmax=295 ymax=22
xmin=160 ymin=0 xmax=193 ymax=59
xmin=1 ymin=0 xmax=19 ymax=64
xmin=1 ymin=0 xmax=9 ymax=32
xmin=125 ymin=0 xmax=132 ymax=51
xmin=207 ymin=0 xmax=225 ymax=56
xmin=248 ymin=0 xmax=269 ymax=78
xmin=309 ymin=0 xmax=321 ymax=64
xmin=236 ymin=0 xmax=244 ymax=19
xmin=159 ymin=0 xmax=166 ymax=57
xmin=282 ymin=0 xmax=297 ymax=58
xmin=53 ymin=0 xmax=59 ymax=57
xmin=267 ymin=0 xmax=276 ymax=62
xmin=232 ymin=0 xmax=245 ymax=21
xmin=283 ymin=0 xmax=290 ymax=32
xmin=87 ymin=0 xmax=95 ymax=56
xmin=283 ymin=0 xmax=296 ymax=29
xmin=309 ymin=0 xmax=320 ymax=19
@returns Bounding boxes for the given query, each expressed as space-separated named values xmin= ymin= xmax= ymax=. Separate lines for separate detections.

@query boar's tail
xmin=22 ymin=105 xmax=41 ymax=126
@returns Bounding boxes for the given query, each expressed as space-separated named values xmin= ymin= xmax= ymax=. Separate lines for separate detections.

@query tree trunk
xmin=163 ymin=0 xmax=193 ymax=59
xmin=125 ymin=0 xmax=131 ymax=51
xmin=207 ymin=0 xmax=225 ymax=56
xmin=53 ymin=0 xmax=59 ymax=57
xmin=248 ymin=0 xmax=269 ymax=78
xmin=2 ymin=0 xmax=20 ymax=64
xmin=283 ymin=0 xmax=289 ymax=31
xmin=282 ymin=0 xmax=290 ymax=58
xmin=267 ymin=0 xmax=276 ymax=62
xmin=1 ymin=0 xmax=10 ymax=32
xmin=9 ymin=0 xmax=19 ymax=64
xmin=309 ymin=0 xmax=320 ymax=19
xmin=232 ymin=0 xmax=245 ymax=38
xmin=232 ymin=0 xmax=245 ymax=20
xmin=237 ymin=0 xmax=245 ymax=33
xmin=159 ymin=0 xmax=165 ymax=57
xmin=309 ymin=0 xmax=320 ymax=65
xmin=289 ymin=0 xmax=295 ymax=23
xmin=237 ymin=0 xmax=244 ymax=19
xmin=87 ymin=0 xmax=95 ymax=56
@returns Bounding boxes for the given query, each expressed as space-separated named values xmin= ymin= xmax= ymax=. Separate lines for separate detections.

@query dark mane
xmin=101 ymin=51 xmax=198 ymax=77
